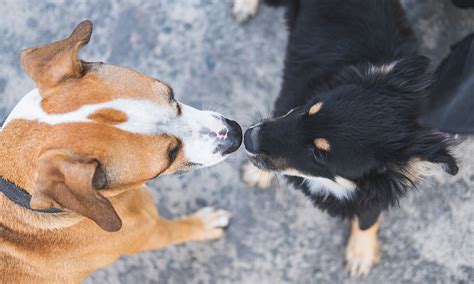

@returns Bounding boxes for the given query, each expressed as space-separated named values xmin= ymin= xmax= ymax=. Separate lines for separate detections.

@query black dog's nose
xmin=222 ymin=119 xmax=242 ymax=155
xmin=244 ymin=126 xmax=261 ymax=154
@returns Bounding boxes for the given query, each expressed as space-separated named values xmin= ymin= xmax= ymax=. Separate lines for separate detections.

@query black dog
xmin=238 ymin=0 xmax=460 ymax=276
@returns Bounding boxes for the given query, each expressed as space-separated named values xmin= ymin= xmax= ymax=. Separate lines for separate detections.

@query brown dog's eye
xmin=92 ymin=163 xmax=107 ymax=189
xmin=168 ymin=143 xmax=180 ymax=164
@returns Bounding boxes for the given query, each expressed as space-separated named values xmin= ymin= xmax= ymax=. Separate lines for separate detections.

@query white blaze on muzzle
xmin=160 ymin=104 xmax=231 ymax=166
xmin=2 ymin=89 xmax=231 ymax=167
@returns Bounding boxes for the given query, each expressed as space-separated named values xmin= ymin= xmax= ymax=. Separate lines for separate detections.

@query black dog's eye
xmin=168 ymin=143 xmax=180 ymax=163
xmin=313 ymin=149 xmax=328 ymax=163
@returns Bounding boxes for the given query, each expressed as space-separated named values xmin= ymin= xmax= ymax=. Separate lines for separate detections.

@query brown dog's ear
xmin=20 ymin=20 xmax=93 ymax=91
xmin=30 ymin=149 xmax=122 ymax=232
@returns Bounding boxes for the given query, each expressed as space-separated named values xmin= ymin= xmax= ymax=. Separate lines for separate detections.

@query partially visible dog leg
xmin=179 ymin=207 xmax=232 ymax=241
xmin=137 ymin=207 xmax=232 ymax=252
xmin=241 ymin=162 xmax=275 ymax=188
xmin=233 ymin=0 xmax=260 ymax=22
xmin=345 ymin=218 xmax=381 ymax=277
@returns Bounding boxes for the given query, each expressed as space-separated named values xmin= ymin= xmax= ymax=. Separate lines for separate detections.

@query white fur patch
xmin=282 ymin=169 xmax=356 ymax=200
xmin=368 ymin=61 xmax=397 ymax=75
xmin=305 ymin=176 xmax=357 ymax=200
xmin=170 ymin=104 xmax=230 ymax=166
xmin=2 ymin=89 xmax=230 ymax=167
xmin=2 ymin=89 xmax=175 ymax=134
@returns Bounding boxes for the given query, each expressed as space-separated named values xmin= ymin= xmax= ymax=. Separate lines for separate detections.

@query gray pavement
xmin=0 ymin=0 xmax=472 ymax=283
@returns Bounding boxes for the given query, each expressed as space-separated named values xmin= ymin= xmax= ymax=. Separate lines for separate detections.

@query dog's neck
xmin=0 ymin=120 xmax=45 ymax=194
xmin=0 ymin=89 xmax=58 ymax=193
xmin=0 ymin=177 xmax=61 ymax=213
xmin=0 ymin=128 xmax=82 ymax=230
xmin=0 ymin=116 xmax=63 ymax=216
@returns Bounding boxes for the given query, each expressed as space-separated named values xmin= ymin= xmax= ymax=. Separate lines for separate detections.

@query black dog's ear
xmin=341 ymin=56 xmax=433 ymax=94
xmin=387 ymin=56 xmax=433 ymax=93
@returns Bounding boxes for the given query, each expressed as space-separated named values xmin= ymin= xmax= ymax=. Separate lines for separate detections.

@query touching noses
xmin=223 ymin=118 xmax=243 ymax=154
xmin=219 ymin=118 xmax=243 ymax=155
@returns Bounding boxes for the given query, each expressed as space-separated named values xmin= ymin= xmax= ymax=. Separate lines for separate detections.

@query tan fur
xmin=39 ymin=63 xmax=177 ymax=114
xmin=345 ymin=218 xmax=380 ymax=277
xmin=404 ymin=156 xmax=436 ymax=182
xmin=314 ymin=138 xmax=331 ymax=151
xmin=20 ymin=21 xmax=92 ymax=92
xmin=0 ymin=20 xmax=229 ymax=283
xmin=0 ymin=186 xmax=224 ymax=283
xmin=241 ymin=162 xmax=275 ymax=189
xmin=308 ymin=102 xmax=323 ymax=115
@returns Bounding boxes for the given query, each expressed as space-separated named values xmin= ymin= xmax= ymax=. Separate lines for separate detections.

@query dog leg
xmin=233 ymin=0 xmax=260 ymax=22
xmin=242 ymin=162 xmax=275 ymax=188
xmin=345 ymin=218 xmax=380 ymax=277
xmin=176 ymin=207 xmax=232 ymax=241
xmin=137 ymin=207 xmax=232 ymax=252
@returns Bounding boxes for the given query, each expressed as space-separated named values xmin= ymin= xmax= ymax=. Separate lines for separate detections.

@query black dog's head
xmin=245 ymin=56 xmax=458 ymax=198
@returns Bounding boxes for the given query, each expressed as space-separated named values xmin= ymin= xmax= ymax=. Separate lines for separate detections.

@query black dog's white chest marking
xmin=283 ymin=169 xmax=356 ymax=200
xmin=305 ymin=176 xmax=356 ymax=200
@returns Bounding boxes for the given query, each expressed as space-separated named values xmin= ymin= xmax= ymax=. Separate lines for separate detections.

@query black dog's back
xmin=273 ymin=0 xmax=418 ymax=115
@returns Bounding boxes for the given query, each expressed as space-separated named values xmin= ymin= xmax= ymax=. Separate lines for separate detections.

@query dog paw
xmin=233 ymin=0 xmax=259 ymax=23
xmin=345 ymin=230 xmax=380 ymax=277
xmin=242 ymin=162 xmax=275 ymax=188
xmin=191 ymin=207 xmax=232 ymax=240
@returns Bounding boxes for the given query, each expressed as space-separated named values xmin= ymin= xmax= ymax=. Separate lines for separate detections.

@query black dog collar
xmin=0 ymin=177 xmax=62 ymax=213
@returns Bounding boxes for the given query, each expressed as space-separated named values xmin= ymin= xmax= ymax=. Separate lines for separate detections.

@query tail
xmin=420 ymin=33 xmax=474 ymax=134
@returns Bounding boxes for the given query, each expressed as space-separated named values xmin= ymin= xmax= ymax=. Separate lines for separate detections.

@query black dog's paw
xmin=233 ymin=0 xmax=259 ymax=23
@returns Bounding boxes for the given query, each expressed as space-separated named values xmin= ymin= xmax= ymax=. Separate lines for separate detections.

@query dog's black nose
xmin=244 ymin=126 xmax=261 ymax=154
xmin=222 ymin=119 xmax=242 ymax=155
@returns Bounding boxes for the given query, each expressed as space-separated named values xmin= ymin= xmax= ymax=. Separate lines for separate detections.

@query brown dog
xmin=0 ymin=20 xmax=242 ymax=283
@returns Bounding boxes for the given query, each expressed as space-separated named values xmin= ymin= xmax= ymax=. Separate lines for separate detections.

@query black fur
xmin=245 ymin=0 xmax=458 ymax=228
xmin=421 ymin=33 xmax=474 ymax=134
xmin=452 ymin=0 xmax=474 ymax=9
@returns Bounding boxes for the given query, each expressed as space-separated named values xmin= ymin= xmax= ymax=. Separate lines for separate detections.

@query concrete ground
xmin=0 ymin=0 xmax=472 ymax=283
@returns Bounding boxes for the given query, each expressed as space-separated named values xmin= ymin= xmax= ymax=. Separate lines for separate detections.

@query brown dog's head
xmin=1 ymin=21 xmax=242 ymax=232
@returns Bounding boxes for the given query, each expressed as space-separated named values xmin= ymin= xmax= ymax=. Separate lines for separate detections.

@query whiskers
xmin=273 ymin=172 xmax=294 ymax=208
xmin=252 ymin=104 xmax=271 ymax=126
xmin=206 ymin=102 xmax=226 ymax=113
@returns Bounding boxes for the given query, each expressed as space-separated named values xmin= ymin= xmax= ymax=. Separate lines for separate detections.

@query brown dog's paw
xmin=190 ymin=207 xmax=232 ymax=241
xmin=241 ymin=162 xmax=275 ymax=189
xmin=233 ymin=0 xmax=260 ymax=23
xmin=345 ymin=224 xmax=381 ymax=277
